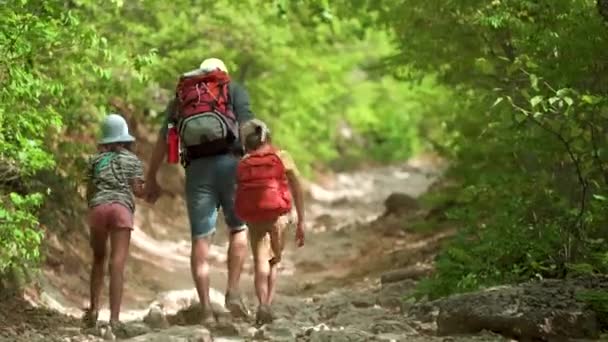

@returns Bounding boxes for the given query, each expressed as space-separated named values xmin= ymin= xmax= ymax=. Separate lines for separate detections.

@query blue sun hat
xmin=98 ymin=113 xmax=135 ymax=145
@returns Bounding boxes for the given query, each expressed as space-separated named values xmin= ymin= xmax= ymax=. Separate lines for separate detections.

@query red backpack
xmin=173 ymin=69 xmax=238 ymax=156
xmin=235 ymin=145 xmax=293 ymax=223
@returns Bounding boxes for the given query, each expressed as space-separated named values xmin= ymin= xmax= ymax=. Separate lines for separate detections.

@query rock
xmin=121 ymin=322 xmax=152 ymax=338
xmin=306 ymin=327 xmax=374 ymax=342
xmin=376 ymin=280 xmax=416 ymax=309
xmin=256 ymin=318 xmax=298 ymax=341
xmin=211 ymin=320 xmax=241 ymax=336
xmin=383 ymin=193 xmax=419 ymax=217
xmin=408 ymin=300 xmax=438 ymax=324
xmin=422 ymin=279 xmax=603 ymax=340
xmin=100 ymin=326 xmax=115 ymax=341
xmin=351 ymin=297 xmax=376 ymax=309
xmin=122 ymin=326 xmax=212 ymax=342
xmin=368 ymin=320 xmax=417 ymax=335
xmin=143 ymin=305 xmax=170 ymax=329
xmin=380 ymin=265 xmax=433 ymax=284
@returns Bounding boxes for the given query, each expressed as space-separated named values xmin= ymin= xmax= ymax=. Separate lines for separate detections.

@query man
xmin=144 ymin=58 xmax=253 ymax=323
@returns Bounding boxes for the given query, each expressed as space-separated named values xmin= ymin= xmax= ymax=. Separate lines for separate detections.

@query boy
xmin=234 ymin=119 xmax=305 ymax=324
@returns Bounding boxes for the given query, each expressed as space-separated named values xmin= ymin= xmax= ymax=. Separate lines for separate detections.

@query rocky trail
xmin=1 ymin=152 xmax=607 ymax=341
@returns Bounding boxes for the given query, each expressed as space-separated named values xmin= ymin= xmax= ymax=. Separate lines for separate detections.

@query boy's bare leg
xmin=269 ymin=219 xmax=284 ymax=265
xmin=250 ymin=224 xmax=271 ymax=306
xmin=267 ymin=218 xmax=286 ymax=304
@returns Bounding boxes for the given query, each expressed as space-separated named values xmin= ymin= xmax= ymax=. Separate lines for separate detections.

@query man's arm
xmin=144 ymin=99 xmax=174 ymax=202
xmin=230 ymin=83 xmax=254 ymax=123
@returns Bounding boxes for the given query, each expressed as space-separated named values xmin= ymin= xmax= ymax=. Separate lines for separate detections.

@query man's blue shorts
xmin=185 ymin=154 xmax=246 ymax=239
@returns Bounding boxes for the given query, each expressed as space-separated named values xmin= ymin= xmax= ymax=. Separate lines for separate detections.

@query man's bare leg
xmin=191 ymin=237 xmax=215 ymax=324
xmin=225 ymin=229 xmax=249 ymax=317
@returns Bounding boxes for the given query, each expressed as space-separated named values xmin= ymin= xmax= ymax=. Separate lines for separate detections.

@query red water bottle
xmin=167 ymin=123 xmax=180 ymax=164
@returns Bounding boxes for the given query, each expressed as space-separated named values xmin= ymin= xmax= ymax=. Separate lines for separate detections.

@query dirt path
xmin=1 ymin=154 xmax=511 ymax=341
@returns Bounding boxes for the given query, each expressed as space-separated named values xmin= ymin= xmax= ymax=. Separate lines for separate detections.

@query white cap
xmin=199 ymin=58 xmax=228 ymax=73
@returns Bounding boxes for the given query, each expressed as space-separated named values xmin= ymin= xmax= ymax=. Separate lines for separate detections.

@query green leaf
xmin=530 ymin=95 xmax=543 ymax=108
xmin=582 ymin=95 xmax=602 ymax=105
xmin=530 ymin=74 xmax=539 ymax=91
xmin=492 ymin=97 xmax=504 ymax=107
xmin=593 ymin=194 xmax=607 ymax=202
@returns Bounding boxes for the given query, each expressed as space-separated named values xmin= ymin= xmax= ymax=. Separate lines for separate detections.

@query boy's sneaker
xmin=225 ymin=291 xmax=249 ymax=319
xmin=269 ymin=256 xmax=282 ymax=266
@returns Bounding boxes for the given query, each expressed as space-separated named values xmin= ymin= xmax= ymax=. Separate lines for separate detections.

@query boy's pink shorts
xmin=88 ymin=203 xmax=134 ymax=233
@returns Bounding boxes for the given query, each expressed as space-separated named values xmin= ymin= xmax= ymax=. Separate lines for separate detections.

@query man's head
xmin=200 ymin=58 xmax=228 ymax=74
xmin=240 ymin=119 xmax=271 ymax=152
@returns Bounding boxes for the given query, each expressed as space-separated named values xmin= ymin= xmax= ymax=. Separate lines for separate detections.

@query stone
xmin=122 ymin=326 xmax=212 ymax=342
xmin=143 ymin=305 xmax=170 ymax=329
xmin=383 ymin=193 xmax=420 ymax=217
xmin=419 ymin=279 xmax=603 ymax=340
xmin=376 ymin=280 xmax=416 ymax=309
xmin=380 ymin=265 xmax=433 ymax=284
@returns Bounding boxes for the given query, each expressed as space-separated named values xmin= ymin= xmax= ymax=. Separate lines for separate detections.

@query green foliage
xmin=1 ymin=0 xmax=442 ymax=275
xmin=0 ymin=193 xmax=44 ymax=272
xmin=0 ymin=1 xmax=112 ymax=275
xmin=325 ymin=0 xmax=608 ymax=298
xmin=576 ymin=289 xmax=608 ymax=328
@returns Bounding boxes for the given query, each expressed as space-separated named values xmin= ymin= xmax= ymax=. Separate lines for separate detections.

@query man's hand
xmin=144 ymin=177 xmax=162 ymax=204
xmin=295 ymin=221 xmax=305 ymax=247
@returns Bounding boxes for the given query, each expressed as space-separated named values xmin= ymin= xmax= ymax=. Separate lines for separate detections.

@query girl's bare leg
xmin=108 ymin=228 xmax=131 ymax=322
xmin=89 ymin=229 xmax=108 ymax=315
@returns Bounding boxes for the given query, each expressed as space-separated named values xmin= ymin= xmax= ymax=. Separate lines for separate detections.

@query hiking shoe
xmin=109 ymin=320 xmax=129 ymax=339
xmin=201 ymin=306 xmax=217 ymax=327
xmin=255 ymin=304 xmax=274 ymax=325
xmin=269 ymin=256 xmax=282 ymax=266
xmin=81 ymin=308 xmax=98 ymax=328
xmin=225 ymin=291 xmax=249 ymax=319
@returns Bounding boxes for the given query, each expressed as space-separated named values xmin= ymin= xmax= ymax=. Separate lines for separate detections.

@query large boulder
xmin=383 ymin=193 xmax=420 ymax=217
xmin=411 ymin=277 xmax=608 ymax=340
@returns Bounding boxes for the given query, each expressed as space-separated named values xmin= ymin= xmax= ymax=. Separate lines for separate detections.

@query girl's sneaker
xmin=109 ymin=320 xmax=129 ymax=339
xmin=81 ymin=308 xmax=98 ymax=328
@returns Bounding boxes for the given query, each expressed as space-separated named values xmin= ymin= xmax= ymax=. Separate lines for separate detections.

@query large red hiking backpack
xmin=173 ymin=69 xmax=238 ymax=158
xmin=235 ymin=145 xmax=292 ymax=223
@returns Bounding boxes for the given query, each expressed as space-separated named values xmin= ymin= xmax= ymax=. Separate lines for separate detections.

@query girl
xmin=234 ymin=119 xmax=306 ymax=325
xmin=83 ymin=113 xmax=144 ymax=334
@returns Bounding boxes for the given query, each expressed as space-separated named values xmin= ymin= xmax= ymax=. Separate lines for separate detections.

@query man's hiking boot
xmin=225 ymin=291 xmax=249 ymax=319
xmin=255 ymin=304 xmax=274 ymax=325
xmin=81 ymin=308 xmax=98 ymax=328
xmin=201 ymin=306 xmax=217 ymax=328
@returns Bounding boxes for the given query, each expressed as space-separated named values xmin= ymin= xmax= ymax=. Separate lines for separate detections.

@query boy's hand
xmin=295 ymin=221 xmax=305 ymax=247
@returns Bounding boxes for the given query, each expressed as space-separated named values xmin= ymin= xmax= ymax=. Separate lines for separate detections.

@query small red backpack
xmin=235 ymin=144 xmax=292 ymax=223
